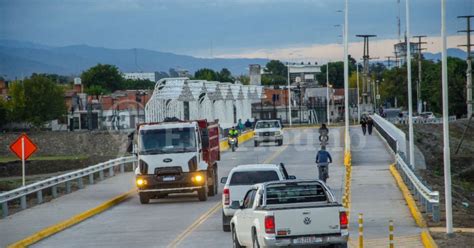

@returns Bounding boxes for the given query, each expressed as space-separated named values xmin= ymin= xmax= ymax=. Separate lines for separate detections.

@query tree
xmin=121 ymin=79 xmax=155 ymax=90
xmin=265 ymin=60 xmax=287 ymax=77
xmin=218 ymin=68 xmax=234 ymax=82
xmin=23 ymin=75 xmax=66 ymax=127
xmin=6 ymin=81 xmax=27 ymax=122
xmin=0 ymin=98 xmax=8 ymax=128
xmin=81 ymin=64 xmax=123 ymax=92
xmin=86 ymin=85 xmax=107 ymax=99
xmin=236 ymin=75 xmax=250 ymax=85
xmin=194 ymin=68 xmax=219 ymax=81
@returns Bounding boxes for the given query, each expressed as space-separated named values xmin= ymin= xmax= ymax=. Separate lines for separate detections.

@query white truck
xmin=220 ymin=164 xmax=295 ymax=232
xmin=254 ymin=120 xmax=284 ymax=147
xmin=134 ymin=119 xmax=220 ymax=204
xmin=230 ymin=180 xmax=349 ymax=248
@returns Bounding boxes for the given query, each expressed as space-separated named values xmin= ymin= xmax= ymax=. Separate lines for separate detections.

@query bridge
xmin=0 ymin=114 xmax=439 ymax=247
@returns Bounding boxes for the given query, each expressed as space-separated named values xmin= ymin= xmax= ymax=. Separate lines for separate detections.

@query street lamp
xmin=326 ymin=61 xmax=330 ymax=125
xmin=357 ymin=62 xmax=361 ymax=123
xmin=286 ymin=63 xmax=292 ymax=126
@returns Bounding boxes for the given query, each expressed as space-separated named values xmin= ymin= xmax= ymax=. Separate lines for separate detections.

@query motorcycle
xmin=228 ymin=137 xmax=237 ymax=152
xmin=317 ymin=162 xmax=329 ymax=183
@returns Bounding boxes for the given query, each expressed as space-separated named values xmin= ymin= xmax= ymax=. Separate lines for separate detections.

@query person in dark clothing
xmin=244 ymin=119 xmax=252 ymax=129
xmin=367 ymin=117 xmax=374 ymax=135
xmin=315 ymin=146 xmax=332 ymax=182
xmin=360 ymin=118 xmax=367 ymax=135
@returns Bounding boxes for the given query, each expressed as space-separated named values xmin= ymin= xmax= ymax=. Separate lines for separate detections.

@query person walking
xmin=360 ymin=117 xmax=367 ymax=135
xmin=367 ymin=117 xmax=374 ymax=135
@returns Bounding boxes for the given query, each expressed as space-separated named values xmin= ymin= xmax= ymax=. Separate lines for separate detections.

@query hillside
xmin=0 ymin=40 xmax=268 ymax=78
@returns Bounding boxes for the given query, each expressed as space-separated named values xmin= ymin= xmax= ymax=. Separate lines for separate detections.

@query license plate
xmin=163 ymin=176 xmax=175 ymax=181
xmin=293 ymin=236 xmax=322 ymax=244
xmin=264 ymin=132 xmax=270 ymax=136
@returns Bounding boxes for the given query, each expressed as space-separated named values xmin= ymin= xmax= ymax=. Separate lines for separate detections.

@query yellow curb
xmin=8 ymin=189 xmax=135 ymax=248
xmin=389 ymin=164 xmax=427 ymax=228
xmin=421 ymin=230 xmax=438 ymax=248
xmin=389 ymin=164 xmax=438 ymax=248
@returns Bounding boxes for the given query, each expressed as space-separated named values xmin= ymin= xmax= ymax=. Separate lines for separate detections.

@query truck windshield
xmin=139 ymin=127 xmax=197 ymax=155
xmin=266 ymin=182 xmax=328 ymax=204
xmin=229 ymin=171 xmax=279 ymax=185
xmin=256 ymin=121 xmax=280 ymax=129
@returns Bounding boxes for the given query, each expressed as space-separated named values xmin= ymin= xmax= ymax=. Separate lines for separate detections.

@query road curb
xmin=421 ymin=230 xmax=438 ymax=248
xmin=389 ymin=164 xmax=438 ymax=248
xmin=7 ymin=189 xmax=135 ymax=248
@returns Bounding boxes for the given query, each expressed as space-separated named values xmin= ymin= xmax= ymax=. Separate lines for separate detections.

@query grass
xmin=0 ymin=155 xmax=89 ymax=163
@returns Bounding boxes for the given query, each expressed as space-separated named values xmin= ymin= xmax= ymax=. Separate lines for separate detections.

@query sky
xmin=0 ymin=0 xmax=472 ymax=62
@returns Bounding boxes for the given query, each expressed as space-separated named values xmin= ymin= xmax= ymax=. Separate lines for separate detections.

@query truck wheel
xmin=222 ymin=212 xmax=231 ymax=232
xmin=208 ymin=167 xmax=218 ymax=197
xmin=232 ymin=227 xmax=243 ymax=248
xmin=278 ymin=140 xmax=283 ymax=146
xmin=198 ymin=185 xmax=208 ymax=201
xmin=139 ymin=193 xmax=150 ymax=204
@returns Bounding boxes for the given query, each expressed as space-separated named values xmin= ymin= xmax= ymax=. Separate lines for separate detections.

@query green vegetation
xmin=193 ymin=68 xmax=235 ymax=82
xmin=3 ymin=74 xmax=67 ymax=127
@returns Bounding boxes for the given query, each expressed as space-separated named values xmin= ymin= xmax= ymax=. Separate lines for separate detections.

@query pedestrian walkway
xmin=348 ymin=127 xmax=424 ymax=247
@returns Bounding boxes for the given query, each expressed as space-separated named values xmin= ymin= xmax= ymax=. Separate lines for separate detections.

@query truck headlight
xmin=136 ymin=178 xmax=147 ymax=186
xmin=195 ymin=175 xmax=203 ymax=182
xmin=191 ymin=174 xmax=205 ymax=184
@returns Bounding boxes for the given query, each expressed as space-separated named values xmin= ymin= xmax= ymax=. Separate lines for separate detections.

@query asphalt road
xmin=33 ymin=127 xmax=346 ymax=248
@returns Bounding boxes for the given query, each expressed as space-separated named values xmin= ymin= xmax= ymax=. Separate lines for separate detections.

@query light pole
xmin=344 ymin=0 xmax=349 ymax=149
xmin=287 ymin=63 xmax=292 ymax=126
xmin=357 ymin=62 xmax=361 ymax=122
xmin=406 ymin=0 xmax=415 ymax=169
xmin=326 ymin=62 xmax=330 ymax=125
xmin=441 ymin=0 xmax=453 ymax=235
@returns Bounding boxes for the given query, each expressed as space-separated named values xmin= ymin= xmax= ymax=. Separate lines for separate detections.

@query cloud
xmin=215 ymin=35 xmax=467 ymax=63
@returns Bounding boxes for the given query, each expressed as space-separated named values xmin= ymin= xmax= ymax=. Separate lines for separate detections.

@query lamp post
xmin=441 ymin=0 xmax=453 ymax=235
xmin=357 ymin=62 xmax=361 ymax=122
xmin=406 ymin=0 xmax=415 ymax=169
xmin=326 ymin=62 xmax=330 ymax=125
xmin=287 ymin=63 xmax=292 ymax=126
xmin=343 ymin=0 xmax=349 ymax=149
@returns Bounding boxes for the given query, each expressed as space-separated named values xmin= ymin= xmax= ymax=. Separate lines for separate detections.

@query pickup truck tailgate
xmin=274 ymin=206 xmax=341 ymax=236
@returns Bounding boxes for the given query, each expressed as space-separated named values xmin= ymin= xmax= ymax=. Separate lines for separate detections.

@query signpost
xmin=9 ymin=133 xmax=38 ymax=187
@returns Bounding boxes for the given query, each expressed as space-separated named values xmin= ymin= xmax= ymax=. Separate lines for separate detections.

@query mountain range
xmin=0 ymin=40 xmax=268 ymax=79
xmin=0 ymin=40 xmax=468 ymax=79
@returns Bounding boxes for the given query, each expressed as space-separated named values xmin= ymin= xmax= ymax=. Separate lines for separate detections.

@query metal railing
xmin=387 ymin=115 xmax=456 ymax=125
xmin=0 ymin=156 xmax=136 ymax=218
xmin=372 ymin=114 xmax=440 ymax=222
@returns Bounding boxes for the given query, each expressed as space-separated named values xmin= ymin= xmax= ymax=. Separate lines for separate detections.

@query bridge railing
xmin=371 ymin=114 xmax=440 ymax=222
xmin=0 ymin=156 xmax=136 ymax=218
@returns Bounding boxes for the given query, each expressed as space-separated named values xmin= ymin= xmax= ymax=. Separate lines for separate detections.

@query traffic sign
xmin=10 ymin=133 xmax=38 ymax=160
xmin=9 ymin=133 xmax=38 ymax=187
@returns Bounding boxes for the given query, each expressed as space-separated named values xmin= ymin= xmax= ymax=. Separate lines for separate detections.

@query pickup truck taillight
xmin=223 ymin=188 xmax=230 ymax=205
xmin=340 ymin=211 xmax=348 ymax=229
xmin=265 ymin=216 xmax=275 ymax=234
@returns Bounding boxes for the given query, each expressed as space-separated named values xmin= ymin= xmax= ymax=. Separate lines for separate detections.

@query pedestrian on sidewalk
xmin=367 ymin=117 xmax=374 ymax=135
xmin=360 ymin=117 xmax=367 ymax=135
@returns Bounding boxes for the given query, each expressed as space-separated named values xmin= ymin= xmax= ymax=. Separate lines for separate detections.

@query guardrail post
xmin=427 ymin=202 xmax=433 ymax=214
xmin=37 ymin=190 xmax=43 ymax=204
xmin=52 ymin=185 xmax=58 ymax=198
xmin=389 ymin=220 xmax=394 ymax=248
xmin=78 ymin=177 xmax=84 ymax=189
xmin=2 ymin=202 xmax=8 ymax=217
xmin=20 ymin=196 xmax=27 ymax=210
xmin=99 ymin=170 xmax=105 ymax=180
xmin=66 ymin=181 xmax=72 ymax=194
xmin=109 ymin=167 xmax=114 ymax=177
xmin=120 ymin=162 xmax=125 ymax=174
xmin=89 ymin=174 xmax=94 ymax=184
xmin=433 ymin=204 xmax=440 ymax=222
xmin=358 ymin=213 xmax=364 ymax=248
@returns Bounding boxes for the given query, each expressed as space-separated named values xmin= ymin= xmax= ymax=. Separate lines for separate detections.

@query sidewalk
xmin=349 ymin=127 xmax=423 ymax=247
xmin=0 ymin=172 xmax=135 ymax=247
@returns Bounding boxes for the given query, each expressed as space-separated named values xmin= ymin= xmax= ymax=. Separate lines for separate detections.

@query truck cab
xmin=134 ymin=119 xmax=220 ymax=204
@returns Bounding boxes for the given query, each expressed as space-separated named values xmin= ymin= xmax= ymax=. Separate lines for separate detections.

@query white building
xmin=123 ymin=72 xmax=159 ymax=82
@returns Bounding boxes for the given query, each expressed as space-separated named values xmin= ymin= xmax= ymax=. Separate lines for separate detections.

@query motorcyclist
xmin=228 ymin=126 xmax=239 ymax=147
xmin=315 ymin=146 xmax=332 ymax=182
xmin=318 ymin=123 xmax=329 ymax=144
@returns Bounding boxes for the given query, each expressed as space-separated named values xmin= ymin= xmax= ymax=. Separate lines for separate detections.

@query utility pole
xmin=413 ymin=35 xmax=427 ymax=114
xmin=386 ymin=56 xmax=395 ymax=69
xmin=405 ymin=0 xmax=415 ymax=169
xmin=458 ymin=15 xmax=473 ymax=118
xmin=441 ymin=0 xmax=453 ymax=235
xmin=327 ymin=62 xmax=331 ymax=125
xmin=356 ymin=34 xmax=377 ymax=112
xmin=344 ymin=0 xmax=349 ymax=150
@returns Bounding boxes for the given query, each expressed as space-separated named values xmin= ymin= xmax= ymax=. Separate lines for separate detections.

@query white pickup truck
xmin=254 ymin=120 xmax=284 ymax=147
xmin=230 ymin=180 xmax=348 ymax=248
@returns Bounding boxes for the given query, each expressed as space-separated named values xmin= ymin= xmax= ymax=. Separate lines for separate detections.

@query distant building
xmin=288 ymin=64 xmax=321 ymax=87
xmin=176 ymin=69 xmax=192 ymax=78
xmin=123 ymin=72 xmax=160 ymax=82
xmin=249 ymin=64 xmax=262 ymax=86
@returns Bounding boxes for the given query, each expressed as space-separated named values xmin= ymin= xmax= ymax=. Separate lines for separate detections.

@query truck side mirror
xmin=220 ymin=177 xmax=228 ymax=184
xmin=230 ymin=201 xmax=241 ymax=209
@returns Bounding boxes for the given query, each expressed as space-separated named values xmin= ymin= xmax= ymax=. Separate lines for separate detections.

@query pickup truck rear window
xmin=266 ymin=183 xmax=328 ymax=204
xmin=229 ymin=171 xmax=279 ymax=185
